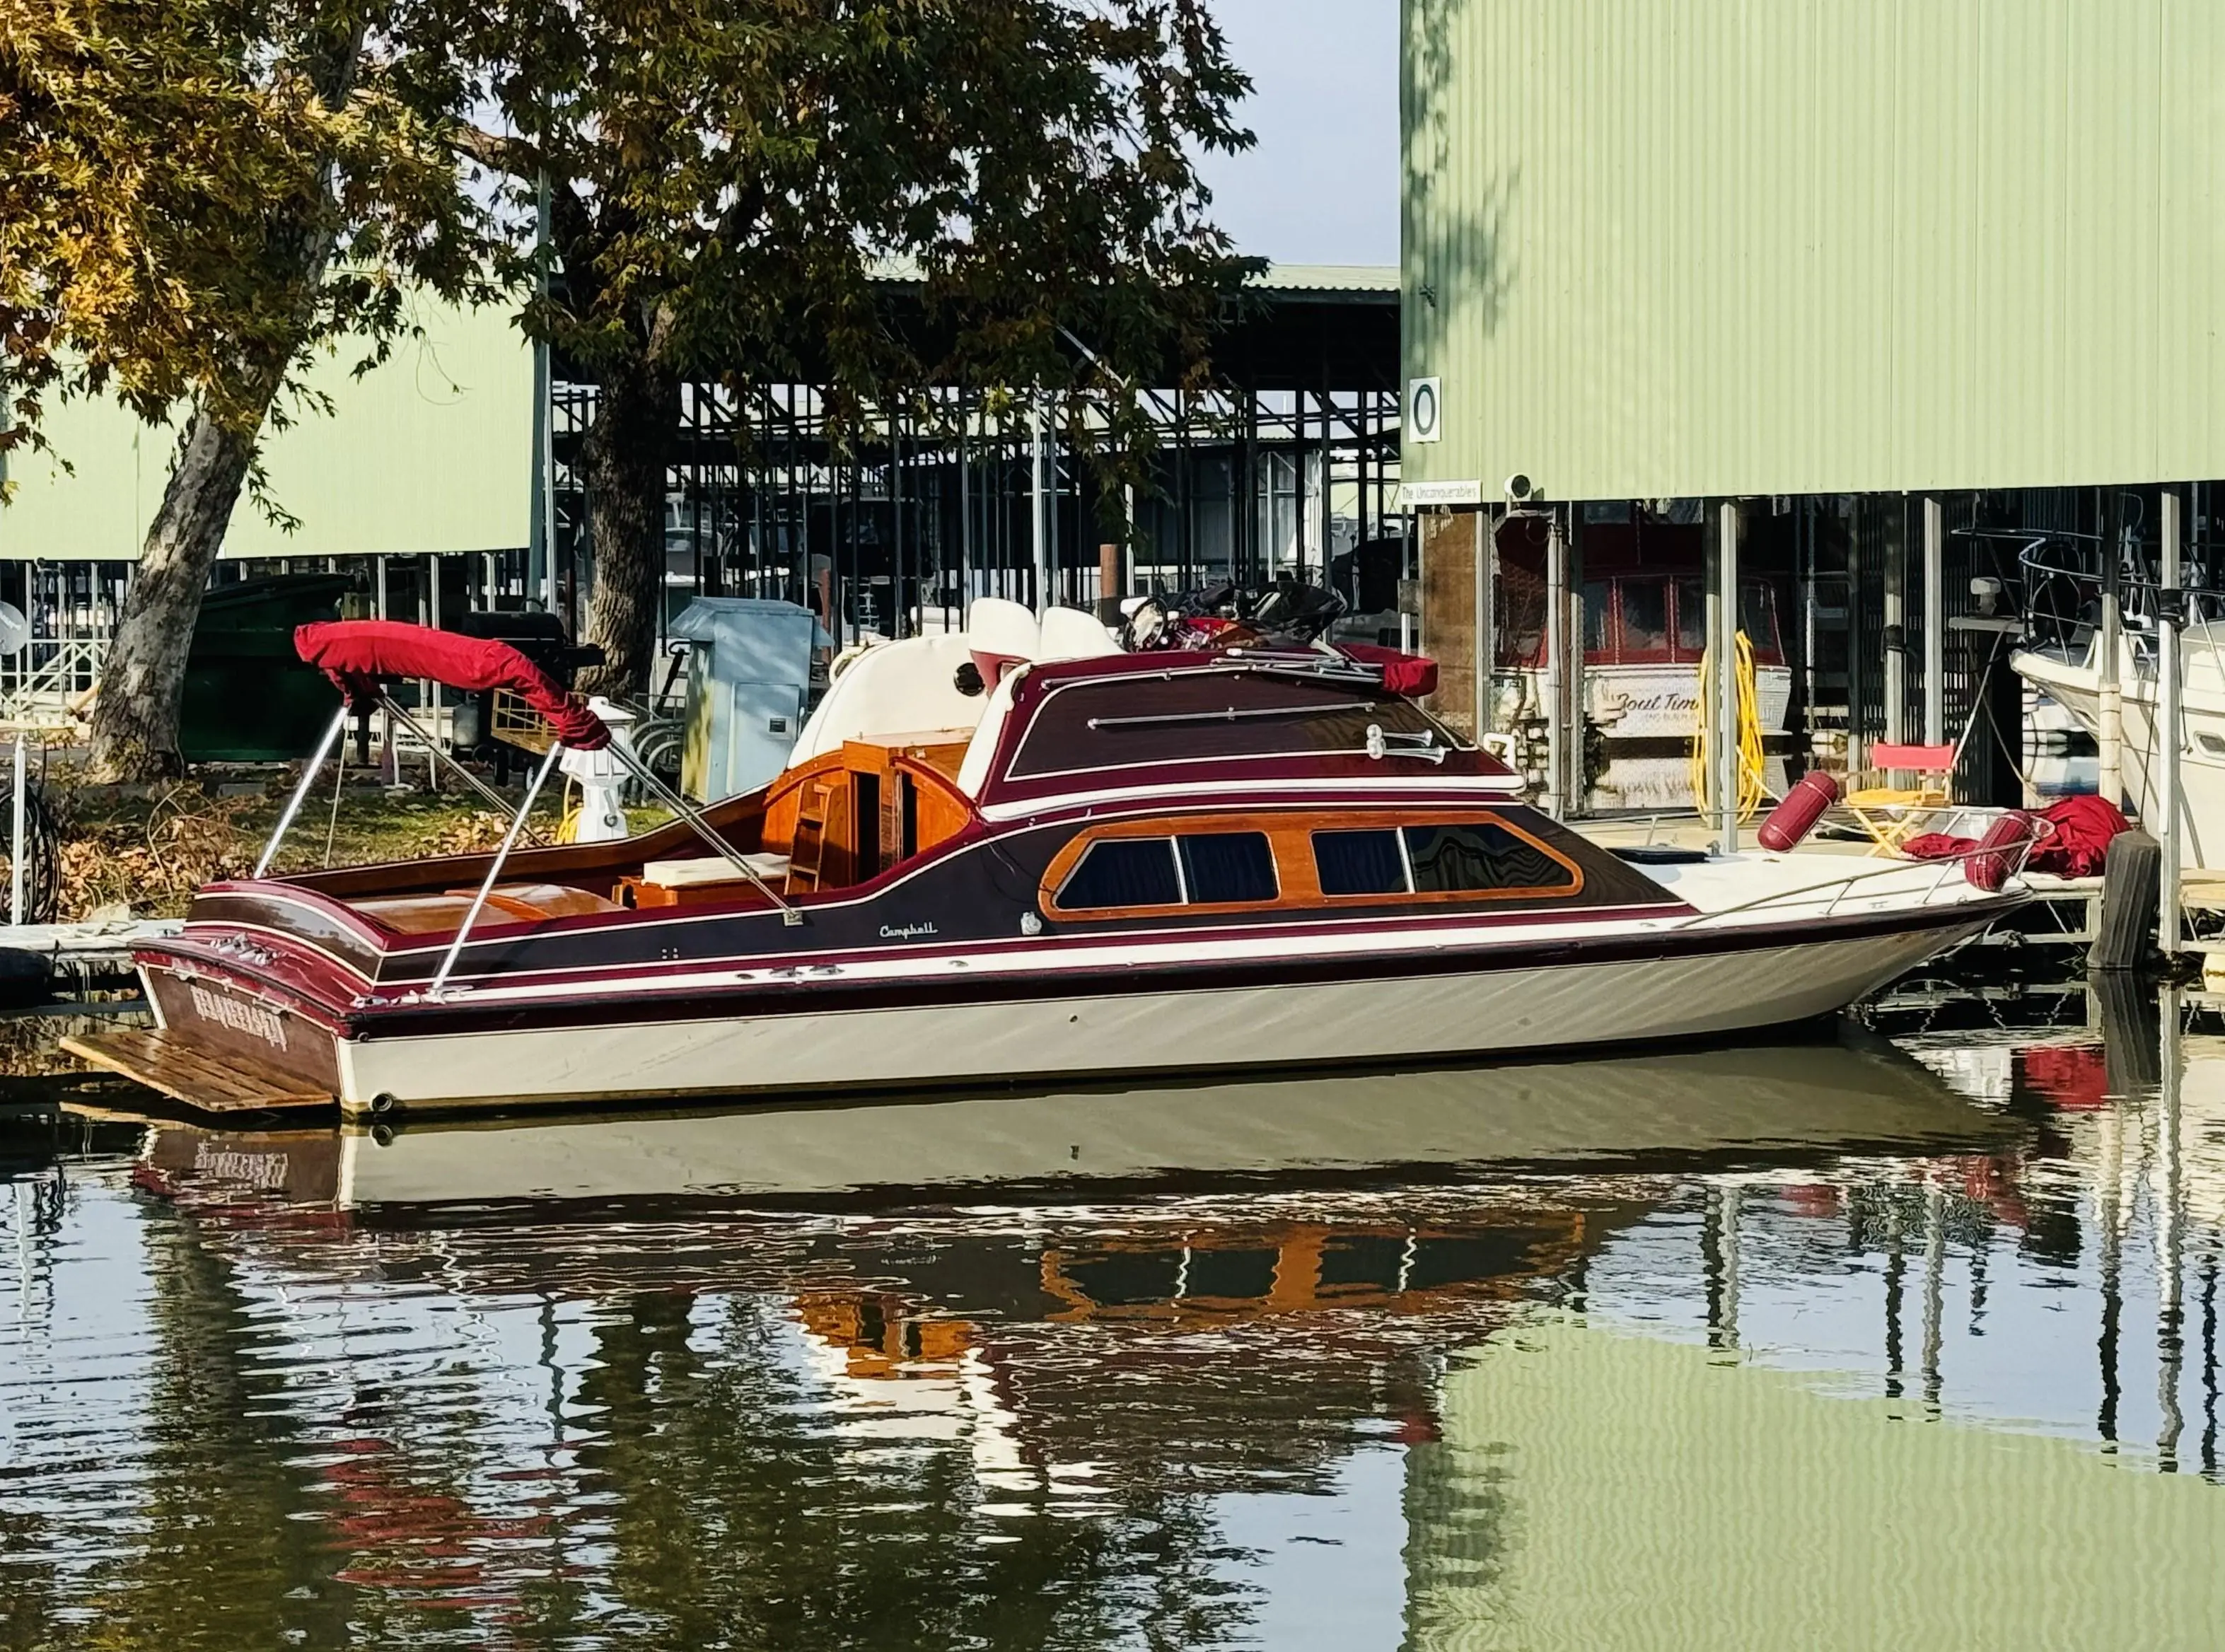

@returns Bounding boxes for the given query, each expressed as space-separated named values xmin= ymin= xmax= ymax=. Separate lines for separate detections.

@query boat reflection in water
xmin=134 ymin=1031 xmax=2004 ymax=1211
xmin=9 ymin=1012 xmax=2225 ymax=1650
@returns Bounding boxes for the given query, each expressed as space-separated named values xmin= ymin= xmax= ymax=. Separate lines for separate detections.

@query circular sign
xmin=1407 ymin=376 xmax=1441 ymax=444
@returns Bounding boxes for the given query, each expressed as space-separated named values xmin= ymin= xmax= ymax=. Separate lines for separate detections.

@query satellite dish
xmin=0 ymin=603 xmax=30 ymax=658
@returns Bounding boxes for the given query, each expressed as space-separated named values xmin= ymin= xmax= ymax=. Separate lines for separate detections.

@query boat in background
xmin=1490 ymin=511 xmax=1796 ymax=812
xmin=2012 ymin=624 xmax=2225 ymax=868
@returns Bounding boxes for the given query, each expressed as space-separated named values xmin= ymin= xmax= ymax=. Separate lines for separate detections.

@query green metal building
xmin=1400 ymin=0 xmax=2225 ymax=503
xmin=1398 ymin=0 xmax=2225 ymax=871
xmin=0 ymin=295 xmax=533 ymax=564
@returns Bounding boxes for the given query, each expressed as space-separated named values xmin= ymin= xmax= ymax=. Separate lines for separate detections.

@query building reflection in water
xmin=4 ymin=1004 xmax=2225 ymax=1649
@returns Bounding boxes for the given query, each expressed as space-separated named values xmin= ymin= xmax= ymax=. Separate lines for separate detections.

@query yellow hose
xmin=554 ymin=777 xmax=582 ymax=845
xmin=1691 ymin=632 xmax=1769 ymax=822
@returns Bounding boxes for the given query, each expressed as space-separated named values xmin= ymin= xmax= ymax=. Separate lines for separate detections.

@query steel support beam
xmin=2160 ymin=486 xmax=2184 ymax=953
xmin=1922 ymin=495 xmax=1946 ymax=748
xmin=2099 ymin=490 xmax=2124 ymax=810
xmin=1472 ymin=508 xmax=1495 ymax=741
xmin=1711 ymin=499 xmax=1742 ymax=849
xmin=1544 ymin=508 xmax=1569 ymax=818
xmin=1883 ymin=499 xmax=1907 ymax=746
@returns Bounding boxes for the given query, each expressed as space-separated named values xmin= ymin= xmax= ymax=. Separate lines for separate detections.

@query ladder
xmin=786 ymin=779 xmax=841 ymax=893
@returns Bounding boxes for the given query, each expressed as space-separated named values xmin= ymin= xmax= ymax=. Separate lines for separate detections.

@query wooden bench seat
xmin=622 ymin=852 xmax=793 ymax=909
xmin=351 ymin=882 xmax=622 ymax=934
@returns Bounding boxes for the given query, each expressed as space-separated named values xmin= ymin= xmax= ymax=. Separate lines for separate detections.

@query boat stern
xmin=66 ymin=886 xmax=376 ymax=1117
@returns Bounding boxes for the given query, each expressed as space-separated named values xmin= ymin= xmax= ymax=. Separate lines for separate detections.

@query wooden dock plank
xmin=61 ymin=1029 xmax=335 ymax=1115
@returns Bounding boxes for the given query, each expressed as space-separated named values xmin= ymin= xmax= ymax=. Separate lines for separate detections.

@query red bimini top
xmin=295 ymin=620 xmax=609 ymax=750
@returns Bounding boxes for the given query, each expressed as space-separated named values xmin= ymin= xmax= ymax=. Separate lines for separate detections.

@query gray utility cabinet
xmin=670 ymin=598 xmax=827 ymax=802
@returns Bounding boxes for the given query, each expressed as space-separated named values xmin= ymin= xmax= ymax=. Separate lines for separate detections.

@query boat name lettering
xmin=879 ymin=922 xmax=939 ymax=940
xmin=188 ymin=984 xmax=287 ymax=1050
xmin=1619 ymin=691 xmax=1699 ymax=716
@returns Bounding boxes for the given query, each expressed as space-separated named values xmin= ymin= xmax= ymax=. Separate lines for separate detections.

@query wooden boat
xmin=69 ymin=604 xmax=2031 ymax=1117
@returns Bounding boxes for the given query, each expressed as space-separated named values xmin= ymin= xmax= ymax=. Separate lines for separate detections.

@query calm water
xmin=7 ymin=988 xmax=2225 ymax=1649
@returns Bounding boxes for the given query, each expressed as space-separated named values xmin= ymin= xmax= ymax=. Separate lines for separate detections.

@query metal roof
xmin=1249 ymin=264 xmax=1399 ymax=298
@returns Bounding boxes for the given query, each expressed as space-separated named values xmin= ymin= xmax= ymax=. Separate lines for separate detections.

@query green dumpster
xmin=178 ymin=574 xmax=352 ymax=762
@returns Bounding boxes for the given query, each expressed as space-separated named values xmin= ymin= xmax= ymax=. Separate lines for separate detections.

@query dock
xmin=0 ymin=919 xmax=175 ymax=988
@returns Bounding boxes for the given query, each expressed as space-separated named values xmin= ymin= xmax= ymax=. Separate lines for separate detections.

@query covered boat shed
xmin=0 ymin=268 xmax=1407 ymax=719
xmin=1399 ymin=0 xmax=2225 ymax=880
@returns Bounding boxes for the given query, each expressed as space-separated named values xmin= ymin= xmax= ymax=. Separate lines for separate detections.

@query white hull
xmin=334 ymin=916 xmax=1992 ymax=1114
xmin=2012 ymin=634 xmax=2225 ymax=868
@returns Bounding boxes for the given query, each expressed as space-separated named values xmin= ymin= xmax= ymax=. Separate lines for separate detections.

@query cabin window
xmin=1177 ymin=832 xmax=1279 ymax=905
xmin=1403 ymin=822 xmax=1575 ymax=893
xmin=1313 ymin=820 xmax=1579 ymax=899
xmin=1057 ymin=837 xmax=1183 ymax=909
xmin=1312 ymin=830 xmax=1410 ymax=897
xmin=1620 ymin=578 xmax=1671 ymax=655
xmin=1673 ymin=576 xmax=1707 ymax=654
xmin=1582 ymin=581 xmax=1611 ymax=655
xmin=1739 ymin=580 xmax=1782 ymax=656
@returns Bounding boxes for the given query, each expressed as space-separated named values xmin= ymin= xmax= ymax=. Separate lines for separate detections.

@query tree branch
xmin=451 ymin=122 xmax=540 ymax=178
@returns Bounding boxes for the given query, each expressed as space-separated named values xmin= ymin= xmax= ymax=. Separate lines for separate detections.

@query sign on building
xmin=1407 ymin=377 xmax=1443 ymax=444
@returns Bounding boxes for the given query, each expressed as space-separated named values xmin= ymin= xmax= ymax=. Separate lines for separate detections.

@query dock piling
xmin=2159 ymin=487 xmax=2185 ymax=957
xmin=2092 ymin=830 xmax=2161 ymax=973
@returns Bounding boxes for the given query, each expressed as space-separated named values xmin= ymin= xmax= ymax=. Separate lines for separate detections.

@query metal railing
xmin=0 ymin=638 xmax=106 ymax=726
xmin=1670 ymin=820 xmax=2052 ymax=930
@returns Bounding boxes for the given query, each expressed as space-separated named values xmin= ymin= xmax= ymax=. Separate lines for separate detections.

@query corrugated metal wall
xmin=0 ymin=296 xmax=533 ymax=560
xmin=1401 ymin=0 xmax=2225 ymax=500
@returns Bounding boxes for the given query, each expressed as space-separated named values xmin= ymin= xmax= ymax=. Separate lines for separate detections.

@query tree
xmin=2 ymin=0 xmax=482 ymax=778
xmin=453 ymin=0 xmax=1255 ymax=697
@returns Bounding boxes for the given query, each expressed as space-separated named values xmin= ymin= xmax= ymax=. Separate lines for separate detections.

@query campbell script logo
xmin=878 ymin=922 xmax=939 ymax=941
xmin=188 ymin=984 xmax=287 ymax=1050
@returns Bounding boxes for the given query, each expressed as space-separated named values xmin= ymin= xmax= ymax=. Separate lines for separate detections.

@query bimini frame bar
xmin=424 ymin=726 xmax=800 ymax=1001
xmin=254 ymin=704 xmax=353 ymax=879
xmin=429 ymin=740 xmax=562 ymax=999
xmin=253 ymin=697 xmax=549 ymax=882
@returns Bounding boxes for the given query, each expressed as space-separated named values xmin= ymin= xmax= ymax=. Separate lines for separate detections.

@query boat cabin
xmin=1490 ymin=511 xmax=1788 ymax=672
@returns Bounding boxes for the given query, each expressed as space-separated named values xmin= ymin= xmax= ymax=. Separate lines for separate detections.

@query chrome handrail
xmin=1668 ymin=821 xmax=2052 ymax=931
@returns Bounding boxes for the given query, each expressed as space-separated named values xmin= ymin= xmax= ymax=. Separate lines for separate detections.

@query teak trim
xmin=1037 ymin=807 xmax=1585 ymax=921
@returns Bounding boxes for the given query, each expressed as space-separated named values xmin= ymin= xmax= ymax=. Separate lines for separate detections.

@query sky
xmin=1191 ymin=0 xmax=1399 ymax=269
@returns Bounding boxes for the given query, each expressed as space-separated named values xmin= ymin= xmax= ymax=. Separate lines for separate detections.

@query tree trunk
xmin=83 ymin=26 xmax=363 ymax=781
xmin=84 ymin=410 xmax=265 ymax=777
xmin=575 ymin=349 xmax=677 ymax=700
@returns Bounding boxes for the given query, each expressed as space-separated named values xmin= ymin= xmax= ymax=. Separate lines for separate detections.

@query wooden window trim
xmin=1037 ymin=808 xmax=1584 ymax=920
xmin=1043 ymin=825 xmax=1271 ymax=921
